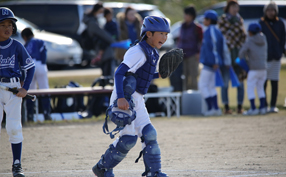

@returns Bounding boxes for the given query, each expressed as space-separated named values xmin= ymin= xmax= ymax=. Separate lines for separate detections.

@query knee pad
xmin=141 ymin=124 xmax=162 ymax=176
xmin=99 ymin=135 xmax=137 ymax=169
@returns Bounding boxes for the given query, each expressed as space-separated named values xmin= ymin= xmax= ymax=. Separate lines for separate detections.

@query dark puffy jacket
xmin=259 ymin=17 xmax=286 ymax=61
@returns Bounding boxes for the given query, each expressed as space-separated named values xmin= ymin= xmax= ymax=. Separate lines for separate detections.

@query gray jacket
xmin=83 ymin=14 xmax=115 ymax=61
xmin=239 ymin=33 xmax=267 ymax=70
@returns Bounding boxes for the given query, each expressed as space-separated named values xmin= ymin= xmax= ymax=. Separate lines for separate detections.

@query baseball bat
xmin=0 ymin=84 xmax=36 ymax=101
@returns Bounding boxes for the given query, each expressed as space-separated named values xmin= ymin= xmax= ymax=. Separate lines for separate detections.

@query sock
xmin=249 ymin=99 xmax=255 ymax=110
xmin=205 ymin=97 xmax=212 ymax=111
xmin=259 ymin=97 xmax=266 ymax=109
xmin=211 ymin=95 xmax=219 ymax=110
xmin=11 ymin=143 xmax=22 ymax=164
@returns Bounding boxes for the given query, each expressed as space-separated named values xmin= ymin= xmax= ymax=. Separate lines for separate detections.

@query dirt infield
xmin=1 ymin=112 xmax=286 ymax=177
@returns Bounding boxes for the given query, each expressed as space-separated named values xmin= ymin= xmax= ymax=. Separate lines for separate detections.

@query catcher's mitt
xmin=159 ymin=48 xmax=184 ymax=79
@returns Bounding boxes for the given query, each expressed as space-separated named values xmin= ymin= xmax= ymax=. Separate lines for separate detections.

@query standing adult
xmin=177 ymin=5 xmax=203 ymax=90
xmin=83 ymin=2 xmax=115 ymax=76
xmin=259 ymin=2 xmax=285 ymax=113
xmin=116 ymin=7 xmax=142 ymax=61
xmin=218 ymin=0 xmax=246 ymax=114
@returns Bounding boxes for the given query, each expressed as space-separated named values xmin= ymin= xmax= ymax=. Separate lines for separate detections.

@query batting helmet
xmin=140 ymin=16 xmax=170 ymax=37
xmin=0 ymin=7 xmax=17 ymax=34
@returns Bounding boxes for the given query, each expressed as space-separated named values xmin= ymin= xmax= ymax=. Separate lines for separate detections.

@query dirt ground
xmin=1 ymin=112 xmax=286 ymax=177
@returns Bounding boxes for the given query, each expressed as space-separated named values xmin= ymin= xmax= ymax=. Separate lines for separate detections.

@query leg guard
xmin=94 ymin=135 xmax=137 ymax=177
xmin=141 ymin=124 xmax=168 ymax=177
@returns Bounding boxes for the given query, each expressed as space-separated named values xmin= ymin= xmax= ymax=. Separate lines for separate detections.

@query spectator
xmin=104 ymin=8 xmax=119 ymax=41
xmin=83 ymin=2 xmax=115 ymax=76
xmin=21 ymin=28 xmax=52 ymax=121
xmin=259 ymin=2 xmax=285 ymax=113
xmin=116 ymin=7 xmax=142 ymax=61
xmin=218 ymin=0 xmax=246 ymax=114
xmin=198 ymin=10 xmax=231 ymax=116
xmin=238 ymin=23 xmax=267 ymax=115
xmin=177 ymin=5 xmax=203 ymax=90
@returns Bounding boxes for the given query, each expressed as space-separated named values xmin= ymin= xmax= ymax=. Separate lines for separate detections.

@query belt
xmin=0 ymin=77 xmax=19 ymax=83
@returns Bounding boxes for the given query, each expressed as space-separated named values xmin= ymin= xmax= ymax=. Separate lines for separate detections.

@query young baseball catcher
xmin=92 ymin=16 xmax=183 ymax=177
xmin=198 ymin=10 xmax=231 ymax=116
xmin=239 ymin=23 xmax=267 ymax=115
xmin=0 ymin=7 xmax=35 ymax=177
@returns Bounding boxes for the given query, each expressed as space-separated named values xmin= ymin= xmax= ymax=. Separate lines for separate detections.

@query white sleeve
xmin=122 ymin=45 xmax=146 ymax=73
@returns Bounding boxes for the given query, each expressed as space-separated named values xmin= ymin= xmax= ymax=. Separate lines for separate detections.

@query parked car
xmin=171 ymin=1 xmax=286 ymax=41
xmin=1 ymin=1 xmax=174 ymax=67
xmin=12 ymin=17 xmax=82 ymax=68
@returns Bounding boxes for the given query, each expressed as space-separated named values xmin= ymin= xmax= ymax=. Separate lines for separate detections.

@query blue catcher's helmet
xmin=0 ymin=7 xmax=17 ymax=34
xmin=103 ymin=74 xmax=137 ymax=139
xmin=140 ymin=16 xmax=170 ymax=37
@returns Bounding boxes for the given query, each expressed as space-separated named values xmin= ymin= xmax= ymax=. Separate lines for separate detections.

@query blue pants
xmin=220 ymin=66 xmax=244 ymax=105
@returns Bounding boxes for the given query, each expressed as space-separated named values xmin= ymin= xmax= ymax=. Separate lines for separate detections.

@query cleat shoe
xmin=203 ymin=109 xmax=215 ymax=116
xmin=92 ymin=164 xmax=114 ymax=177
xmin=146 ymin=171 xmax=168 ymax=177
xmin=12 ymin=163 xmax=25 ymax=177
xmin=243 ymin=109 xmax=259 ymax=116
xmin=213 ymin=109 xmax=222 ymax=116
xmin=267 ymin=107 xmax=279 ymax=113
xmin=259 ymin=108 xmax=267 ymax=115
xmin=224 ymin=109 xmax=232 ymax=115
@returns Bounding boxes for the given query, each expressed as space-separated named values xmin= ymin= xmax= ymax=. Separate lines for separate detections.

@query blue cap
xmin=204 ymin=10 xmax=218 ymax=21
xmin=248 ymin=23 xmax=261 ymax=33
xmin=140 ymin=16 xmax=170 ymax=37
xmin=0 ymin=7 xmax=17 ymax=22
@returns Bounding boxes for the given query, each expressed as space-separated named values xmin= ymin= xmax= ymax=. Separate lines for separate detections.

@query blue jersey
xmin=24 ymin=38 xmax=47 ymax=64
xmin=0 ymin=38 xmax=35 ymax=78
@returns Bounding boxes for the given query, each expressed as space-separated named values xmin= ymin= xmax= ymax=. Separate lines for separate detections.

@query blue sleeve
xmin=22 ymin=66 xmax=35 ymax=91
xmin=115 ymin=63 xmax=130 ymax=98
xmin=153 ymin=72 xmax=159 ymax=79
xmin=39 ymin=40 xmax=47 ymax=64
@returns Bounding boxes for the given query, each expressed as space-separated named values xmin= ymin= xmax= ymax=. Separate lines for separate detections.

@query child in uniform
xmin=21 ymin=27 xmax=51 ymax=121
xmin=239 ymin=23 xmax=267 ymax=115
xmin=198 ymin=10 xmax=231 ymax=116
xmin=92 ymin=16 xmax=170 ymax=177
xmin=0 ymin=7 xmax=35 ymax=177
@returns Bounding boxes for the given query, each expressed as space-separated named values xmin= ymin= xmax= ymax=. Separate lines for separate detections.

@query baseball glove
xmin=159 ymin=48 xmax=184 ymax=79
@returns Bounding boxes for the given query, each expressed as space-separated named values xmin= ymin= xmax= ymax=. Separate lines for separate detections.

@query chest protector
xmin=135 ymin=40 xmax=159 ymax=94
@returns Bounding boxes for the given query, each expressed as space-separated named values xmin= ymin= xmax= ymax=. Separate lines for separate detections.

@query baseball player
xmin=92 ymin=16 xmax=170 ymax=177
xmin=239 ymin=23 xmax=267 ymax=115
xmin=0 ymin=7 xmax=35 ymax=177
xmin=198 ymin=10 xmax=231 ymax=116
xmin=21 ymin=28 xmax=51 ymax=121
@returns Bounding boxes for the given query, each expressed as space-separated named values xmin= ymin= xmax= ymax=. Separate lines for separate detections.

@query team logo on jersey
xmin=153 ymin=59 xmax=156 ymax=63
xmin=2 ymin=9 xmax=9 ymax=16
xmin=0 ymin=54 xmax=15 ymax=69
xmin=25 ymin=58 xmax=33 ymax=64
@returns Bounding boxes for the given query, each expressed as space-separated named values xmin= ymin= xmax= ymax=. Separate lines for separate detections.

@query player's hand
xmin=213 ymin=64 xmax=219 ymax=70
xmin=16 ymin=88 xmax=27 ymax=97
xmin=117 ymin=98 xmax=129 ymax=110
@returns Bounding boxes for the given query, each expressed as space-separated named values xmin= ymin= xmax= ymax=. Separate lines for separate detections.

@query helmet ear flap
xmin=12 ymin=21 xmax=17 ymax=34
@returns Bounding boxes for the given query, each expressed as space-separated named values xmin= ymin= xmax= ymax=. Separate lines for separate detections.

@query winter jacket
xmin=83 ymin=14 xmax=115 ymax=62
xmin=177 ymin=21 xmax=203 ymax=58
xmin=239 ymin=33 xmax=267 ymax=70
xmin=218 ymin=13 xmax=246 ymax=49
xmin=115 ymin=12 xmax=142 ymax=60
xmin=200 ymin=25 xmax=231 ymax=67
xmin=259 ymin=17 xmax=286 ymax=61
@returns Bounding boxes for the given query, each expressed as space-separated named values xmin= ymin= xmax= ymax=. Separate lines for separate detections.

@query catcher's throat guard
xmin=103 ymin=73 xmax=137 ymax=139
